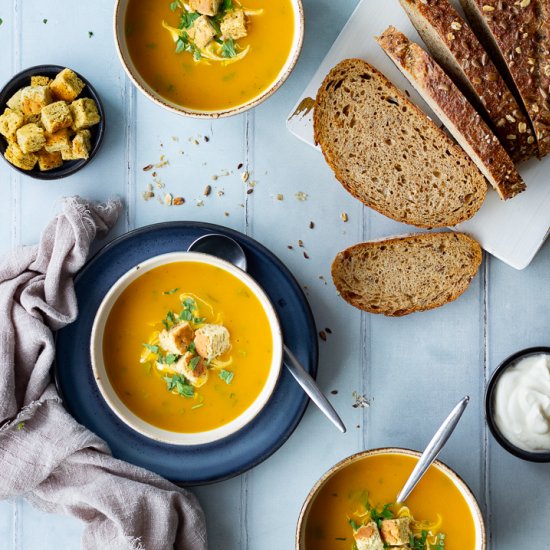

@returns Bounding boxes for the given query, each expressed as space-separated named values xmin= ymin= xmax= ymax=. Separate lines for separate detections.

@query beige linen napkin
xmin=0 ymin=197 xmax=207 ymax=550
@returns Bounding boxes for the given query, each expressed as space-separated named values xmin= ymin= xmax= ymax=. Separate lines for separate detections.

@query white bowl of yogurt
xmin=486 ymin=347 xmax=550 ymax=462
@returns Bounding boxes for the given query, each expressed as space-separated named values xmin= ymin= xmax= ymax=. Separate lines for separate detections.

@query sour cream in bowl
xmin=486 ymin=347 xmax=550 ymax=462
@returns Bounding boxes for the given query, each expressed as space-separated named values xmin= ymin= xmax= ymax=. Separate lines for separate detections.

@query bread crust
xmin=314 ymin=58 xmax=487 ymax=228
xmin=331 ymin=232 xmax=483 ymax=316
xmin=460 ymin=0 xmax=550 ymax=157
xmin=399 ymin=0 xmax=537 ymax=162
xmin=377 ymin=27 xmax=526 ymax=200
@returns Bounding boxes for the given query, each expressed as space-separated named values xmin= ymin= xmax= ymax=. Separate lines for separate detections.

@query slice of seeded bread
xmin=460 ymin=0 xmax=550 ymax=157
xmin=332 ymin=232 xmax=482 ymax=316
xmin=313 ymin=59 xmax=487 ymax=228
xmin=377 ymin=27 xmax=526 ymax=200
xmin=399 ymin=0 xmax=537 ymax=162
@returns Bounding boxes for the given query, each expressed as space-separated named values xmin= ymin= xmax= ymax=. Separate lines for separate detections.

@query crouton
xmin=71 ymin=129 xmax=92 ymax=160
xmin=220 ymin=9 xmax=247 ymax=40
xmin=44 ymin=128 xmax=72 ymax=153
xmin=69 ymin=98 xmax=100 ymax=131
xmin=20 ymin=85 xmax=53 ymax=115
xmin=16 ymin=123 xmax=46 ymax=153
xmin=188 ymin=15 xmax=216 ymax=49
xmin=61 ymin=146 xmax=76 ymax=161
xmin=31 ymin=75 xmax=52 ymax=87
xmin=4 ymin=143 xmax=37 ymax=171
xmin=49 ymin=68 xmax=85 ymax=102
xmin=189 ymin=0 xmax=221 ymax=16
xmin=354 ymin=521 xmax=385 ymax=550
xmin=173 ymin=352 xmax=209 ymax=387
xmin=159 ymin=322 xmax=195 ymax=355
xmin=194 ymin=324 xmax=230 ymax=360
xmin=41 ymin=101 xmax=73 ymax=133
xmin=37 ymin=149 xmax=63 ymax=171
xmin=0 ymin=108 xmax=25 ymax=140
xmin=6 ymin=89 xmax=22 ymax=111
xmin=380 ymin=518 xmax=411 ymax=546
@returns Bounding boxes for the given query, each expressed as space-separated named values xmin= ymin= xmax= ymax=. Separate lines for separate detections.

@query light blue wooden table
xmin=1 ymin=1 xmax=550 ymax=548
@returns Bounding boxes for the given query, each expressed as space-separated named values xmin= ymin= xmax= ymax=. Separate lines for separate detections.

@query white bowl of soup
xmin=296 ymin=448 xmax=486 ymax=550
xmin=114 ymin=0 xmax=304 ymax=117
xmin=90 ymin=252 xmax=283 ymax=445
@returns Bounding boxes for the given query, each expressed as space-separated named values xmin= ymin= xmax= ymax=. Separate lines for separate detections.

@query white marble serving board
xmin=287 ymin=0 xmax=550 ymax=270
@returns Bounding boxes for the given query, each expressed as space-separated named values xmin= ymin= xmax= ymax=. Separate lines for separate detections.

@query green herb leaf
xmin=143 ymin=343 xmax=160 ymax=354
xmin=169 ymin=0 xmax=180 ymax=11
xmin=88 ymin=31 xmax=94 ymax=38
xmin=221 ymin=38 xmax=237 ymax=58
xmin=179 ymin=309 xmax=193 ymax=321
xmin=430 ymin=533 xmax=446 ymax=550
xmin=193 ymin=316 xmax=206 ymax=324
xmin=164 ymin=374 xmax=194 ymax=397
xmin=410 ymin=531 xmax=429 ymax=550
xmin=182 ymin=297 xmax=196 ymax=308
xmin=370 ymin=503 xmax=394 ymax=529
xmin=165 ymin=354 xmax=179 ymax=365
xmin=175 ymin=37 xmax=187 ymax=54
xmin=43 ymin=19 xmax=47 ymax=24
xmin=221 ymin=0 xmax=233 ymax=11
xmin=163 ymin=287 xmax=180 ymax=295
xmin=162 ymin=319 xmax=170 ymax=330
xmin=193 ymin=49 xmax=202 ymax=61
xmin=189 ymin=356 xmax=201 ymax=371
xmin=166 ymin=311 xmax=176 ymax=325
xmin=16 ymin=421 xmax=25 ymax=431
xmin=187 ymin=342 xmax=196 ymax=353
xmin=219 ymin=369 xmax=234 ymax=384
xmin=180 ymin=11 xmax=200 ymax=29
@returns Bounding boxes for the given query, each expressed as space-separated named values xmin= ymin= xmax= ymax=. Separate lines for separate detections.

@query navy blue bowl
xmin=485 ymin=346 xmax=550 ymax=463
xmin=0 ymin=65 xmax=105 ymax=180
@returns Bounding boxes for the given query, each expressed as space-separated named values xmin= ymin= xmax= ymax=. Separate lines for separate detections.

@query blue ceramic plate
xmin=55 ymin=222 xmax=318 ymax=485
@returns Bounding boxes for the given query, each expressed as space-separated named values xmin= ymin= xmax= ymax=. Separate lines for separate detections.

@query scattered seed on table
xmin=164 ymin=193 xmax=173 ymax=206
xmin=325 ymin=327 xmax=332 ymax=334
xmin=203 ymin=185 xmax=212 ymax=196
xmin=287 ymin=245 xmax=293 ymax=250
xmin=241 ymin=171 xmax=250 ymax=183
xmin=204 ymin=136 xmax=210 ymax=142
xmin=303 ymin=252 xmax=309 ymax=259
xmin=237 ymin=162 xmax=243 ymax=170
xmin=298 ymin=240 xmax=304 ymax=248
xmin=143 ymin=164 xmax=153 ymax=171
xmin=173 ymin=197 xmax=185 ymax=206
xmin=217 ymin=189 xmax=225 ymax=197
xmin=319 ymin=331 xmax=327 ymax=341
xmin=224 ymin=212 xmax=230 ymax=217
xmin=309 ymin=221 xmax=315 ymax=229
xmin=142 ymin=191 xmax=154 ymax=201
xmin=196 ymin=200 xmax=204 ymax=207
xmin=341 ymin=212 xmax=349 ymax=222
xmin=295 ymin=191 xmax=308 ymax=201
xmin=246 ymin=188 xmax=254 ymax=195
xmin=211 ymin=174 xmax=218 ymax=181
xmin=276 ymin=194 xmax=284 ymax=201
xmin=331 ymin=390 xmax=338 ymax=395
xmin=152 ymin=171 xmax=157 ymax=177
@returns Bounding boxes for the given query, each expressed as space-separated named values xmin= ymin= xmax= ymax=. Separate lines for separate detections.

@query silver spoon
xmin=187 ymin=233 xmax=346 ymax=433
xmin=396 ymin=396 xmax=470 ymax=503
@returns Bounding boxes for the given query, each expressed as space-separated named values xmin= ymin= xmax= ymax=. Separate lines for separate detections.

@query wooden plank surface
xmin=1 ymin=0 xmax=549 ymax=548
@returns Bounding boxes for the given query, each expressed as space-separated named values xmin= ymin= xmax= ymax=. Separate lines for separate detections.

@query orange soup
xmin=125 ymin=0 xmax=295 ymax=111
xmin=103 ymin=261 xmax=274 ymax=433
xmin=304 ymin=453 xmax=478 ymax=550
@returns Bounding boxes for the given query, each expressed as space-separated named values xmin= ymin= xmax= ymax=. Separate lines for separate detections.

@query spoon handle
xmin=283 ymin=345 xmax=346 ymax=433
xmin=396 ymin=396 xmax=470 ymax=504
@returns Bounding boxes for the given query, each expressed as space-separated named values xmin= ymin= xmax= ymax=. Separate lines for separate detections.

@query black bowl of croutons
xmin=0 ymin=65 xmax=105 ymax=179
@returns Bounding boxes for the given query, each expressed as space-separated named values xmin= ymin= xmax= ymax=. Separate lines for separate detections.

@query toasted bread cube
xmin=69 ymin=98 xmax=100 ymax=130
xmin=49 ymin=68 xmax=85 ymax=102
xmin=20 ymin=85 xmax=53 ymax=115
xmin=44 ymin=128 xmax=72 ymax=153
xmin=380 ymin=518 xmax=411 ymax=546
xmin=6 ymin=89 xmax=23 ymax=111
xmin=220 ymin=9 xmax=247 ymax=40
xmin=194 ymin=324 xmax=230 ymax=360
xmin=41 ymin=101 xmax=73 ymax=133
xmin=24 ymin=113 xmax=42 ymax=125
xmin=61 ymin=146 xmax=76 ymax=161
xmin=4 ymin=143 xmax=37 ymax=171
xmin=31 ymin=75 xmax=52 ymax=87
xmin=0 ymin=108 xmax=25 ymax=140
xmin=159 ymin=322 xmax=195 ymax=355
xmin=188 ymin=15 xmax=216 ymax=49
xmin=71 ymin=129 xmax=92 ymax=160
xmin=16 ymin=123 xmax=46 ymax=153
xmin=173 ymin=352 xmax=208 ymax=387
xmin=354 ymin=521 xmax=384 ymax=550
xmin=189 ymin=0 xmax=221 ymax=16
xmin=37 ymin=149 xmax=63 ymax=171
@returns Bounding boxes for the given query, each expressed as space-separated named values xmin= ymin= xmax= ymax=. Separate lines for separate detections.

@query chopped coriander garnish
xmin=182 ymin=297 xmax=195 ymax=308
xmin=221 ymin=0 xmax=233 ymax=11
xmin=88 ymin=31 xmax=94 ymax=38
xmin=370 ymin=503 xmax=394 ymax=529
xmin=43 ymin=19 xmax=47 ymax=24
xmin=189 ymin=356 xmax=201 ymax=371
xmin=143 ymin=343 xmax=160 ymax=354
xmin=16 ymin=421 xmax=25 ymax=431
xmin=180 ymin=11 xmax=200 ymax=29
xmin=163 ymin=287 xmax=180 ymax=295
xmin=221 ymin=38 xmax=237 ymax=58
xmin=219 ymin=369 xmax=234 ymax=384
xmin=165 ymin=353 xmax=179 ymax=365
xmin=164 ymin=374 xmax=194 ymax=397
xmin=179 ymin=309 xmax=193 ymax=321
xmin=193 ymin=316 xmax=206 ymax=324
xmin=347 ymin=518 xmax=360 ymax=532
xmin=166 ymin=310 xmax=176 ymax=325
xmin=187 ymin=341 xmax=196 ymax=354
xmin=169 ymin=0 xmax=180 ymax=11
xmin=162 ymin=319 xmax=170 ymax=330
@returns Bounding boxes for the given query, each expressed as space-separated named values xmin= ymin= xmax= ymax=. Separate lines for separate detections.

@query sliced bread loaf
xmin=332 ymin=232 xmax=482 ymax=316
xmin=460 ymin=0 xmax=550 ymax=157
xmin=377 ymin=27 xmax=526 ymax=200
xmin=313 ymin=58 xmax=487 ymax=228
xmin=399 ymin=0 xmax=537 ymax=162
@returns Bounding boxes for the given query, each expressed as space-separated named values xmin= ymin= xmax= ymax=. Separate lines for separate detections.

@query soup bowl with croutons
xmin=90 ymin=251 xmax=283 ymax=445
xmin=114 ymin=0 xmax=304 ymax=117
xmin=296 ymin=448 xmax=486 ymax=550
